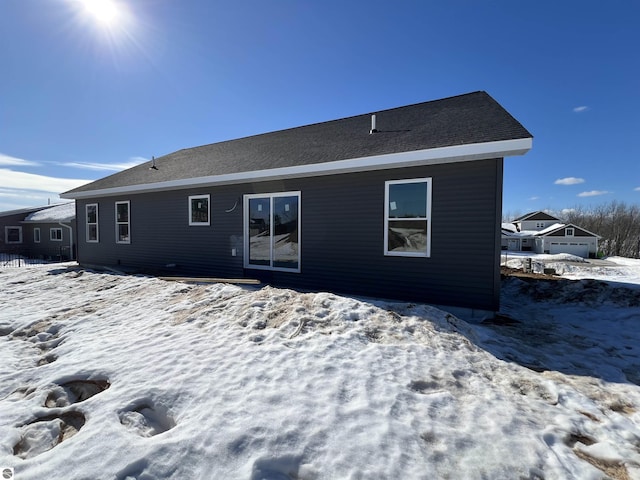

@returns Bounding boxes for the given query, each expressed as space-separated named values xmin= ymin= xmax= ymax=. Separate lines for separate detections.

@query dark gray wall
xmin=22 ymin=222 xmax=76 ymax=260
xmin=548 ymin=226 xmax=596 ymax=237
xmin=0 ymin=213 xmax=29 ymax=254
xmin=76 ymin=158 xmax=503 ymax=311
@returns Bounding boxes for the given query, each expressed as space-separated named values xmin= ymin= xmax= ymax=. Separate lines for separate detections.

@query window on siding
xmin=244 ymin=192 xmax=300 ymax=272
xmin=536 ymin=222 xmax=545 ymax=228
xmin=5 ymin=226 xmax=22 ymax=244
xmin=50 ymin=228 xmax=63 ymax=241
xmin=116 ymin=201 xmax=130 ymax=244
xmin=566 ymin=227 xmax=575 ymax=237
xmin=189 ymin=195 xmax=210 ymax=226
xmin=86 ymin=204 xmax=99 ymax=242
xmin=34 ymin=228 xmax=41 ymax=243
xmin=384 ymin=178 xmax=432 ymax=257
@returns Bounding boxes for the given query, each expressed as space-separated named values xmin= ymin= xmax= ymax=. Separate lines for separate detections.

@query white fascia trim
xmin=62 ymin=137 xmax=532 ymax=199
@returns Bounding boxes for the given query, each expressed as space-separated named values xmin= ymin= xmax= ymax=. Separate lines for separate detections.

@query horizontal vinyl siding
xmin=25 ymin=222 xmax=75 ymax=259
xmin=548 ymin=227 xmax=595 ymax=238
xmin=77 ymin=158 xmax=502 ymax=311
xmin=1 ymin=214 xmax=28 ymax=251
xmin=246 ymin=159 xmax=501 ymax=310
xmin=77 ymin=188 xmax=244 ymax=276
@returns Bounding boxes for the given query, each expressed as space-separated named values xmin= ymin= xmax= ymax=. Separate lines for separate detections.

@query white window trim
xmin=86 ymin=203 xmax=99 ymax=243
xmin=384 ymin=177 xmax=432 ymax=258
xmin=50 ymin=228 xmax=63 ymax=242
xmin=5 ymin=226 xmax=22 ymax=244
xmin=188 ymin=194 xmax=210 ymax=226
xmin=566 ymin=227 xmax=575 ymax=237
xmin=243 ymin=191 xmax=301 ymax=273
xmin=34 ymin=227 xmax=41 ymax=243
xmin=115 ymin=201 xmax=131 ymax=244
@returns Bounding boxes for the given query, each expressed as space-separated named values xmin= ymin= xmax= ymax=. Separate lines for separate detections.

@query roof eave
xmin=61 ymin=137 xmax=532 ymax=200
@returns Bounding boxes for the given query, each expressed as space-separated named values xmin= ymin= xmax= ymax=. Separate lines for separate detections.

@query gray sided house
xmin=1 ymin=206 xmax=48 ymax=254
xmin=62 ymin=91 xmax=533 ymax=319
xmin=21 ymin=203 xmax=76 ymax=260
xmin=0 ymin=203 xmax=76 ymax=261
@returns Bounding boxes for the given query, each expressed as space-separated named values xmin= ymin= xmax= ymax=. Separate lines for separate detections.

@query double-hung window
xmin=244 ymin=192 xmax=300 ymax=272
xmin=115 ymin=201 xmax=130 ymax=244
xmin=50 ymin=228 xmax=63 ymax=241
xmin=86 ymin=204 xmax=99 ymax=242
xmin=189 ymin=195 xmax=210 ymax=226
xmin=384 ymin=178 xmax=432 ymax=257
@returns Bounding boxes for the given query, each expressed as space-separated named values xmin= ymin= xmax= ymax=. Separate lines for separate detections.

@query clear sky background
xmin=1 ymin=0 xmax=638 ymax=216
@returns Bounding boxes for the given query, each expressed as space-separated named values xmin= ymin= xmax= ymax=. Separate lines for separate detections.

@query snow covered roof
xmin=501 ymin=223 xmax=518 ymax=233
xmin=22 ymin=202 xmax=75 ymax=223
xmin=535 ymin=223 xmax=566 ymax=235
xmin=0 ymin=205 xmax=49 ymax=218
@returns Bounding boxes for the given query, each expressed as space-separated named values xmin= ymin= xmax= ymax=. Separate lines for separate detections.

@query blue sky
xmin=1 ymin=0 xmax=638 ymax=216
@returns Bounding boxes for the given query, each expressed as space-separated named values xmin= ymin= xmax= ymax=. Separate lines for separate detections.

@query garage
xmin=549 ymin=242 xmax=589 ymax=257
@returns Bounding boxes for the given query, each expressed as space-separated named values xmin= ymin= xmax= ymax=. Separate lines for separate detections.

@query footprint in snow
xmin=8 ymin=320 xmax=64 ymax=365
xmin=251 ymin=455 xmax=304 ymax=480
xmin=13 ymin=411 xmax=85 ymax=460
xmin=45 ymin=378 xmax=111 ymax=407
xmin=119 ymin=400 xmax=176 ymax=437
xmin=11 ymin=376 xmax=110 ymax=459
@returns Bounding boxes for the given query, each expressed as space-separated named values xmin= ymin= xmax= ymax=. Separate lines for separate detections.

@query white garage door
xmin=549 ymin=242 xmax=589 ymax=257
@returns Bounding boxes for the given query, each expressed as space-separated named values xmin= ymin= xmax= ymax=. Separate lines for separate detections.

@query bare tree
xmin=563 ymin=201 xmax=640 ymax=258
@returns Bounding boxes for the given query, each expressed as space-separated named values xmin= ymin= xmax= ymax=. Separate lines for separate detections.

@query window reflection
xmin=388 ymin=182 xmax=427 ymax=218
xmin=249 ymin=198 xmax=271 ymax=266
xmin=385 ymin=179 xmax=431 ymax=256
xmin=246 ymin=194 xmax=300 ymax=270
xmin=273 ymin=196 xmax=299 ymax=269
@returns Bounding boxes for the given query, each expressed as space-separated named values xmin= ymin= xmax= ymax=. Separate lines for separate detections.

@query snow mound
xmin=1 ymin=265 xmax=640 ymax=479
xmin=502 ymin=276 xmax=640 ymax=308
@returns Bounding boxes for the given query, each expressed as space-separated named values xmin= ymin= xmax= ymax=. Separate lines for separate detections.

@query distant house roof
xmin=512 ymin=211 xmax=560 ymax=222
xmin=534 ymin=223 xmax=601 ymax=238
xmin=535 ymin=223 xmax=566 ymax=235
xmin=62 ymin=91 xmax=533 ymax=199
xmin=22 ymin=203 xmax=75 ymax=223
xmin=0 ymin=205 xmax=50 ymax=218
xmin=502 ymin=222 xmax=601 ymax=239
xmin=501 ymin=223 xmax=518 ymax=234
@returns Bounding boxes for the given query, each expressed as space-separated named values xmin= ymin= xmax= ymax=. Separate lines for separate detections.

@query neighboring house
xmin=502 ymin=211 xmax=600 ymax=258
xmin=1 ymin=206 xmax=50 ymax=255
xmin=21 ymin=203 xmax=76 ymax=260
xmin=0 ymin=203 xmax=76 ymax=260
xmin=61 ymin=91 xmax=533 ymax=319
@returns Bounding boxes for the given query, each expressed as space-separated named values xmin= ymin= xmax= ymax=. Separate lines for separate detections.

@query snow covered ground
xmin=502 ymin=252 xmax=640 ymax=286
xmin=1 ymin=258 xmax=639 ymax=479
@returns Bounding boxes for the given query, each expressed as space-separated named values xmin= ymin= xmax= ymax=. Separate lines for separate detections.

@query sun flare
xmin=77 ymin=0 xmax=121 ymax=26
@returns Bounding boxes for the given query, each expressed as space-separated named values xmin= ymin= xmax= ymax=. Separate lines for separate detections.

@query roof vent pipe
xmin=369 ymin=114 xmax=377 ymax=134
xmin=149 ymin=156 xmax=158 ymax=170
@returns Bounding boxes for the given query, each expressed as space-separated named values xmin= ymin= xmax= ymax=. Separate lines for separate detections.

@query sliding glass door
xmin=245 ymin=192 xmax=300 ymax=272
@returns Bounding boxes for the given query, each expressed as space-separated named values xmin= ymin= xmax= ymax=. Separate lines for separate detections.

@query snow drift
xmin=1 ymin=262 xmax=640 ymax=479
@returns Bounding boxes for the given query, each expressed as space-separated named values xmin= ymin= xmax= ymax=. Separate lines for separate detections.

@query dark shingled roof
xmin=513 ymin=211 xmax=561 ymax=222
xmin=64 ymin=91 xmax=532 ymax=196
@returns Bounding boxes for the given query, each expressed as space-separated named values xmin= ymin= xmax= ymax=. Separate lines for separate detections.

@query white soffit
xmin=62 ymin=137 xmax=532 ymax=199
